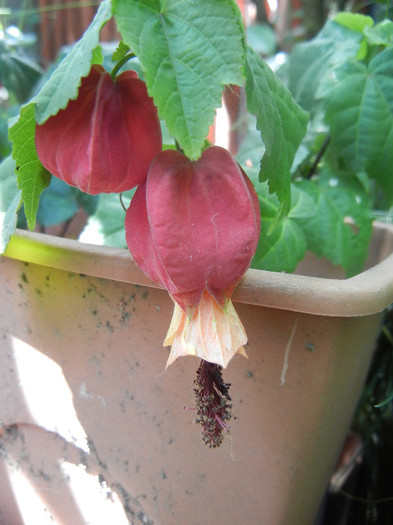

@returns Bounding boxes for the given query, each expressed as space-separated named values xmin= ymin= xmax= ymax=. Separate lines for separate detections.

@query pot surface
xmin=1 ymin=223 xmax=393 ymax=524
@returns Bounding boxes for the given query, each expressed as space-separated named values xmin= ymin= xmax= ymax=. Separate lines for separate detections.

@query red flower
xmin=125 ymin=146 xmax=260 ymax=368
xmin=35 ymin=65 xmax=162 ymax=195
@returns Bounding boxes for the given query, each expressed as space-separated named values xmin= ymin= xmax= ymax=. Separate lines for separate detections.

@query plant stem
xmin=59 ymin=217 xmax=73 ymax=238
xmin=119 ymin=193 xmax=127 ymax=213
xmin=111 ymin=53 xmax=136 ymax=80
xmin=339 ymin=489 xmax=393 ymax=504
xmin=305 ymin=134 xmax=330 ymax=179
xmin=175 ymin=139 xmax=184 ymax=154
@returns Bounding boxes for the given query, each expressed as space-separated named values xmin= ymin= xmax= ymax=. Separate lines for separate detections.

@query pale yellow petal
xmin=164 ymin=291 xmax=248 ymax=368
xmin=163 ymin=300 xmax=185 ymax=346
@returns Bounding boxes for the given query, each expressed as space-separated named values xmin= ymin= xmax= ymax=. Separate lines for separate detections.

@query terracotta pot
xmin=1 ymin=222 xmax=393 ymax=524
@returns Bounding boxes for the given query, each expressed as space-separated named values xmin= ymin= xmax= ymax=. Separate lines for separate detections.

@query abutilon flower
xmin=125 ymin=146 xmax=260 ymax=368
xmin=35 ymin=64 xmax=162 ymax=195
xmin=125 ymin=145 xmax=260 ymax=446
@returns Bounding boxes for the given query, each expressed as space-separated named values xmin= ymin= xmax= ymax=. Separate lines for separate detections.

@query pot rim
xmin=3 ymin=222 xmax=393 ymax=317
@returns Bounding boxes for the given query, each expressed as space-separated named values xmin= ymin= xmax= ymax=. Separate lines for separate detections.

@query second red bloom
xmin=35 ymin=65 xmax=162 ymax=195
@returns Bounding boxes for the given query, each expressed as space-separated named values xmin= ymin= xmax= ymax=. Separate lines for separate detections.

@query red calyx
xmin=35 ymin=64 xmax=162 ymax=195
xmin=125 ymin=145 xmax=261 ymax=315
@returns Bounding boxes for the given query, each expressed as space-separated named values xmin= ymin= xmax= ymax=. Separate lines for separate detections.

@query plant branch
xmin=119 ymin=193 xmax=127 ymax=213
xmin=339 ymin=489 xmax=393 ymax=504
xmin=111 ymin=53 xmax=136 ymax=80
xmin=306 ymin=134 xmax=330 ymax=179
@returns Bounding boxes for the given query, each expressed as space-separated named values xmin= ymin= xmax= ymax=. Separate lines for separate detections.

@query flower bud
xmin=35 ymin=65 xmax=162 ymax=194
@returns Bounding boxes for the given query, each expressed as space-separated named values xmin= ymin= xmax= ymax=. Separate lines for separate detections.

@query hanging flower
xmin=125 ymin=145 xmax=260 ymax=369
xmin=35 ymin=64 xmax=162 ymax=195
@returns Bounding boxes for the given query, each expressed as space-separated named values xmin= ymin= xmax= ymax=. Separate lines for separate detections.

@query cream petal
xmin=164 ymin=292 xmax=248 ymax=368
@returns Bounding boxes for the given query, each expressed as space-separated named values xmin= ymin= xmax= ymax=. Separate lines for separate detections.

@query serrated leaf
xmin=289 ymin=185 xmax=317 ymax=219
xmin=236 ymin=116 xmax=265 ymax=178
xmin=253 ymin=217 xmax=307 ymax=273
xmin=238 ymin=124 xmax=316 ymax=273
xmin=245 ymin=46 xmax=309 ymax=209
xmin=364 ymin=19 xmax=393 ymax=47
xmin=91 ymin=45 xmax=104 ymax=65
xmin=334 ymin=12 xmax=373 ymax=33
xmin=333 ymin=12 xmax=373 ymax=60
xmin=0 ymin=155 xmax=22 ymax=253
xmin=8 ymin=103 xmax=51 ymax=230
xmin=288 ymin=20 xmax=362 ymax=112
xmin=111 ymin=40 xmax=131 ymax=63
xmin=295 ymin=170 xmax=373 ymax=276
xmin=324 ymin=48 xmax=393 ymax=204
xmin=0 ymin=52 xmax=43 ymax=103
xmin=250 ymin=181 xmax=315 ymax=272
xmin=114 ymin=0 xmax=244 ymax=160
xmin=35 ymin=0 xmax=113 ymax=124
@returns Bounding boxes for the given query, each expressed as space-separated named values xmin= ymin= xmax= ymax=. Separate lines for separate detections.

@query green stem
xmin=119 ymin=193 xmax=127 ymax=213
xmin=17 ymin=0 xmax=29 ymax=32
xmin=339 ymin=489 xmax=393 ymax=504
xmin=305 ymin=134 xmax=330 ymax=179
xmin=111 ymin=53 xmax=136 ymax=80
xmin=175 ymin=139 xmax=184 ymax=154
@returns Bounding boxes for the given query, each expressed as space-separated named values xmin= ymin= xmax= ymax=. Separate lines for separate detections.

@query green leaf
xmin=36 ymin=178 xmax=83 ymax=227
xmin=236 ymin=115 xmax=265 ymax=178
xmin=253 ymin=214 xmax=307 ymax=273
xmin=246 ymin=24 xmax=276 ymax=56
xmin=8 ymin=103 xmax=51 ymax=230
xmin=6 ymin=1 xmax=112 ymax=230
xmin=245 ymin=46 xmax=309 ymax=209
xmin=0 ymin=52 xmax=43 ymax=103
xmin=111 ymin=40 xmax=131 ymax=63
xmin=0 ymin=155 xmax=22 ymax=253
xmin=35 ymin=0 xmax=113 ymax=124
xmin=296 ymin=169 xmax=373 ymax=276
xmin=80 ymin=190 xmax=134 ymax=247
xmin=74 ymin=188 xmax=98 ymax=217
xmin=364 ymin=19 xmax=393 ymax=47
xmin=288 ymin=20 xmax=362 ymax=112
xmin=0 ymin=105 xmax=18 ymax=159
xmin=324 ymin=48 xmax=393 ymax=204
xmin=237 ymin=123 xmax=317 ymax=273
xmin=333 ymin=12 xmax=373 ymax=60
xmin=36 ymin=177 xmax=98 ymax=227
xmin=334 ymin=12 xmax=374 ymax=33
xmin=91 ymin=45 xmax=104 ymax=65
xmin=251 ymin=182 xmax=315 ymax=272
xmin=113 ymin=0 xmax=245 ymax=160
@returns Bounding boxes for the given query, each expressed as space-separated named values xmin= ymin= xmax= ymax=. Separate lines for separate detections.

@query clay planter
xmin=1 ymin=222 xmax=393 ymax=525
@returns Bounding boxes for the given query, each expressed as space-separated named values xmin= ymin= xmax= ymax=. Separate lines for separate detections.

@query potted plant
xmin=1 ymin=2 xmax=393 ymax=524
